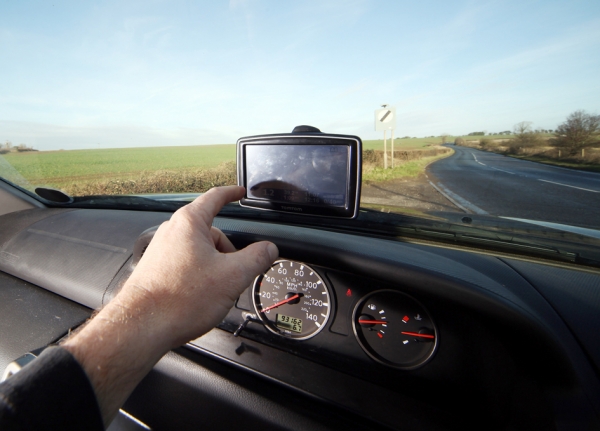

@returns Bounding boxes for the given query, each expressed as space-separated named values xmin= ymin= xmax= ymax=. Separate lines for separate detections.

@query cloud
xmin=471 ymin=17 xmax=600 ymax=77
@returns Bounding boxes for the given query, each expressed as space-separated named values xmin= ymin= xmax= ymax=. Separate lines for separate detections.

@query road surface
xmin=427 ymin=146 xmax=600 ymax=229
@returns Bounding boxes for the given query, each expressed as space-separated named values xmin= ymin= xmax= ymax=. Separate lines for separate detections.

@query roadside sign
xmin=375 ymin=106 xmax=396 ymax=131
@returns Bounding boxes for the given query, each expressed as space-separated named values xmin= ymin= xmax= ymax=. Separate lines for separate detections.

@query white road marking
xmin=471 ymin=151 xmax=514 ymax=173
xmin=428 ymin=180 xmax=488 ymax=215
xmin=538 ymin=179 xmax=599 ymax=193
xmin=489 ymin=166 xmax=515 ymax=175
xmin=472 ymin=153 xmax=487 ymax=166
xmin=489 ymin=165 xmax=515 ymax=175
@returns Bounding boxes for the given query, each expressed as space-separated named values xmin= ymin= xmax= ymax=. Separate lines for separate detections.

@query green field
xmin=362 ymin=151 xmax=453 ymax=183
xmin=2 ymin=135 xmax=559 ymax=188
xmin=1 ymin=139 xmax=454 ymax=195
xmin=2 ymin=139 xmax=443 ymax=188
xmin=362 ymin=137 xmax=442 ymax=151
xmin=1 ymin=144 xmax=236 ymax=186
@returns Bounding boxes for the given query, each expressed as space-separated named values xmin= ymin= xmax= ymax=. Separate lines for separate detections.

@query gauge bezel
xmin=252 ymin=259 xmax=332 ymax=341
xmin=352 ymin=289 xmax=439 ymax=370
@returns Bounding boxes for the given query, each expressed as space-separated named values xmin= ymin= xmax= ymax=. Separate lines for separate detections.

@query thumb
xmin=229 ymin=241 xmax=279 ymax=291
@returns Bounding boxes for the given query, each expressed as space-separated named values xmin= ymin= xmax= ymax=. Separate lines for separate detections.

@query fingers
xmin=210 ymin=227 xmax=237 ymax=253
xmin=230 ymin=241 xmax=279 ymax=290
xmin=187 ymin=186 xmax=245 ymax=226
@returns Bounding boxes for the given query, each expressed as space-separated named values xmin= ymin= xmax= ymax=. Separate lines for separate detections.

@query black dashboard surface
xmin=1 ymin=207 xmax=599 ymax=430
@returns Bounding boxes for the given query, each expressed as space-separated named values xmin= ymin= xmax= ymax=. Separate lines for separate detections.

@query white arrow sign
xmin=374 ymin=106 xmax=396 ymax=131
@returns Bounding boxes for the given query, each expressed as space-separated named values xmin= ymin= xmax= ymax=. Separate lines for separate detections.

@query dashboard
xmin=1 ymin=188 xmax=600 ymax=430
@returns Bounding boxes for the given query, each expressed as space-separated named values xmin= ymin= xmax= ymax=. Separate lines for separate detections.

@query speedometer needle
xmin=262 ymin=294 xmax=301 ymax=312
xmin=401 ymin=331 xmax=435 ymax=339
xmin=358 ymin=320 xmax=388 ymax=324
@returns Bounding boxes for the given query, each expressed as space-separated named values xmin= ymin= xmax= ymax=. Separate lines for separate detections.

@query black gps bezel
xmin=237 ymin=132 xmax=362 ymax=218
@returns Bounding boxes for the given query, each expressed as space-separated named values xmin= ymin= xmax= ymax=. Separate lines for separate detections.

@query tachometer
xmin=253 ymin=260 xmax=330 ymax=340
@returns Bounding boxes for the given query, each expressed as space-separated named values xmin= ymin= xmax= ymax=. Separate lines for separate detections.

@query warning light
xmin=402 ymin=315 xmax=410 ymax=323
xmin=346 ymin=289 xmax=352 ymax=297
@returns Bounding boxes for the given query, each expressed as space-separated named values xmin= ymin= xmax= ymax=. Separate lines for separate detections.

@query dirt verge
xmin=361 ymin=173 xmax=460 ymax=212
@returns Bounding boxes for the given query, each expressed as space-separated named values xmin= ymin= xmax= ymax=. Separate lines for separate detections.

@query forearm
xmin=62 ymin=186 xmax=278 ymax=427
xmin=62 ymin=287 xmax=170 ymax=427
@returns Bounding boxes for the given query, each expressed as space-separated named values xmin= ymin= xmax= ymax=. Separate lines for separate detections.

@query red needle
xmin=358 ymin=320 xmax=388 ymax=324
xmin=262 ymin=294 xmax=300 ymax=312
xmin=401 ymin=331 xmax=435 ymax=339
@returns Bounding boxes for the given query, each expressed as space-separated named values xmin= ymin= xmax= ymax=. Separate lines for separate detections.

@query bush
xmin=479 ymin=138 xmax=494 ymax=149
xmin=62 ymin=161 xmax=237 ymax=196
xmin=362 ymin=148 xmax=451 ymax=171
xmin=454 ymin=137 xmax=465 ymax=146
xmin=510 ymin=121 xmax=544 ymax=151
xmin=553 ymin=110 xmax=600 ymax=154
xmin=363 ymin=149 xmax=381 ymax=164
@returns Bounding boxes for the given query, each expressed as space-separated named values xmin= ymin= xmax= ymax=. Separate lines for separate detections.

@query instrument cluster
xmin=249 ymin=259 xmax=438 ymax=369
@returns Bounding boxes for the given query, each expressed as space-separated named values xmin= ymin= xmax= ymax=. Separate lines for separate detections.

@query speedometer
xmin=253 ymin=260 xmax=331 ymax=340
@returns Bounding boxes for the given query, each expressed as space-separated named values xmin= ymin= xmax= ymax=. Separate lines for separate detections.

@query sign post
xmin=391 ymin=128 xmax=395 ymax=168
xmin=375 ymin=105 xmax=396 ymax=169
xmin=383 ymin=130 xmax=387 ymax=169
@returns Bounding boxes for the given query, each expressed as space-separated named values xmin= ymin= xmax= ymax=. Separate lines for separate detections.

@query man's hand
xmin=63 ymin=186 xmax=278 ymax=426
xmin=122 ymin=185 xmax=278 ymax=348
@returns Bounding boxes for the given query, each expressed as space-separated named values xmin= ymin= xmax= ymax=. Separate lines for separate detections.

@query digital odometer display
xmin=276 ymin=314 xmax=302 ymax=333
xmin=253 ymin=260 xmax=331 ymax=340
xmin=245 ymin=145 xmax=349 ymax=208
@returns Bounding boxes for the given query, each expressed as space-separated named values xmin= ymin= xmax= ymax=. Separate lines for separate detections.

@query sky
xmin=1 ymin=0 xmax=599 ymax=150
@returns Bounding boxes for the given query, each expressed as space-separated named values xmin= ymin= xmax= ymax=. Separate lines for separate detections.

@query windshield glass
xmin=2 ymin=1 xmax=599 ymax=234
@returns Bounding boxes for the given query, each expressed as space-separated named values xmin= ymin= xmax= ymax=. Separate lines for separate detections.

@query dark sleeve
xmin=0 ymin=346 xmax=104 ymax=431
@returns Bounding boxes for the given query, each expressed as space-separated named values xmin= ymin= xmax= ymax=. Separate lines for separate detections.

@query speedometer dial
xmin=253 ymin=260 xmax=330 ymax=340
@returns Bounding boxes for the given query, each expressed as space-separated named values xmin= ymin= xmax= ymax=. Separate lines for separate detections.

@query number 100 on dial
xmin=252 ymin=260 xmax=331 ymax=340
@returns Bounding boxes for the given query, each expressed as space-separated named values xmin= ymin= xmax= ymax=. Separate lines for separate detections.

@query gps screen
xmin=245 ymin=144 xmax=349 ymax=208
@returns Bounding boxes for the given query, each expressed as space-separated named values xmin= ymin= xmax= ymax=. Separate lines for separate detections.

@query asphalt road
xmin=427 ymin=146 xmax=600 ymax=229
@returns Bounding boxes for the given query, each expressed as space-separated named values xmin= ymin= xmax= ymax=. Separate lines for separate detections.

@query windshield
xmin=2 ymin=2 xmax=600 ymax=238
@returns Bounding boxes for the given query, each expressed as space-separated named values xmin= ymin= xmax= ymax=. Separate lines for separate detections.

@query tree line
xmin=0 ymin=141 xmax=38 ymax=154
xmin=456 ymin=110 xmax=599 ymax=155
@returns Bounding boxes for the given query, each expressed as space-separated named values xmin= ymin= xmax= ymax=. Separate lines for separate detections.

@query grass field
xmin=362 ymin=151 xmax=453 ymax=183
xmin=363 ymin=137 xmax=441 ymax=151
xmin=1 ymin=144 xmax=236 ymax=186
xmin=1 ymin=141 xmax=452 ymax=196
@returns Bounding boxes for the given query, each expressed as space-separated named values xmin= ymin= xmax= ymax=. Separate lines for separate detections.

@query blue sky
xmin=1 ymin=0 xmax=599 ymax=150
